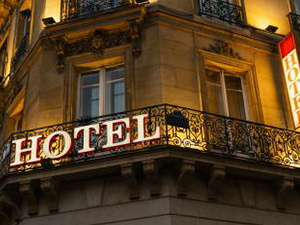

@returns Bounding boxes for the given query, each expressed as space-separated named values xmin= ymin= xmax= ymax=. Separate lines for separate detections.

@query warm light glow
xmin=280 ymin=33 xmax=300 ymax=129
xmin=244 ymin=0 xmax=290 ymax=35
xmin=44 ymin=0 xmax=61 ymax=23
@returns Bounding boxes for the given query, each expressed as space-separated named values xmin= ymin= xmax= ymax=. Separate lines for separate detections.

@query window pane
xmin=105 ymin=67 xmax=125 ymax=114
xmin=81 ymin=72 xmax=100 ymax=118
xmin=82 ymin=86 xmax=99 ymax=117
xmin=227 ymin=90 xmax=246 ymax=120
xmin=106 ymin=67 xmax=124 ymax=81
xmin=207 ymin=82 xmax=225 ymax=115
xmin=224 ymin=75 xmax=242 ymax=90
xmin=82 ymin=73 xmax=99 ymax=86
xmin=225 ymin=75 xmax=246 ymax=119
xmin=206 ymin=69 xmax=221 ymax=85
xmin=206 ymin=69 xmax=225 ymax=115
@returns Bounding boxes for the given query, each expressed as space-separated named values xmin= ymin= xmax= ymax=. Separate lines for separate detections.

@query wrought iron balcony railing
xmin=199 ymin=0 xmax=244 ymax=25
xmin=1 ymin=104 xmax=300 ymax=176
xmin=10 ymin=34 xmax=29 ymax=72
xmin=290 ymin=13 xmax=300 ymax=32
xmin=61 ymin=0 xmax=140 ymax=20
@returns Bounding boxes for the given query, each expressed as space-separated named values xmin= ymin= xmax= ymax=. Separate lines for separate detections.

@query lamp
xmin=265 ymin=25 xmax=278 ymax=33
xmin=166 ymin=111 xmax=189 ymax=129
xmin=42 ymin=17 xmax=56 ymax=26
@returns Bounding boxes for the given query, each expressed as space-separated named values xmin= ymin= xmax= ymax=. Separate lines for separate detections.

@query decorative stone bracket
xmin=128 ymin=5 xmax=146 ymax=57
xmin=275 ymin=177 xmax=294 ymax=210
xmin=41 ymin=178 xmax=60 ymax=212
xmin=207 ymin=165 xmax=226 ymax=200
xmin=19 ymin=182 xmax=38 ymax=215
xmin=54 ymin=38 xmax=65 ymax=73
xmin=143 ymin=160 xmax=161 ymax=197
xmin=121 ymin=163 xmax=139 ymax=200
xmin=177 ymin=160 xmax=196 ymax=197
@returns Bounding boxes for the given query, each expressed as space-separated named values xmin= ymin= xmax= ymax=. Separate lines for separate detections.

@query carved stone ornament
xmin=54 ymin=38 xmax=65 ymax=73
xmin=128 ymin=20 xmax=142 ymax=57
xmin=91 ymin=30 xmax=106 ymax=54
xmin=203 ymin=41 xmax=243 ymax=60
xmin=65 ymin=29 xmax=130 ymax=57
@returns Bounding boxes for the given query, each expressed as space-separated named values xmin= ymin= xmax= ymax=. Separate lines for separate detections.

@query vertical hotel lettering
xmin=280 ymin=34 xmax=300 ymax=129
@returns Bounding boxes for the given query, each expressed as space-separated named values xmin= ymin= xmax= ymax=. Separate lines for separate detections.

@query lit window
xmin=0 ymin=40 xmax=7 ymax=81
xmin=78 ymin=66 xmax=125 ymax=118
xmin=206 ymin=68 xmax=247 ymax=120
xmin=16 ymin=9 xmax=31 ymax=46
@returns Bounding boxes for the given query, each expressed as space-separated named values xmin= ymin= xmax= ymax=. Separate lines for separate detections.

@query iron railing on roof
xmin=61 ymin=0 xmax=141 ymax=20
xmin=199 ymin=0 xmax=244 ymax=25
xmin=289 ymin=13 xmax=300 ymax=32
xmin=1 ymin=104 xmax=300 ymax=176
xmin=10 ymin=34 xmax=29 ymax=72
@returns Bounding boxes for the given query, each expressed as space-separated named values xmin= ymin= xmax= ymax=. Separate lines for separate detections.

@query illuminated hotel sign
xmin=10 ymin=114 xmax=160 ymax=167
xmin=280 ymin=33 xmax=300 ymax=129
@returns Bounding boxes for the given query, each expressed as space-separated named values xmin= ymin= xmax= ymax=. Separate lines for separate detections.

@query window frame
xmin=76 ymin=63 xmax=125 ymax=118
xmin=198 ymin=49 xmax=263 ymax=123
xmin=206 ymin=66 xmax=249 ymax=120
xmin=0 ymin=39 xmax=8 ymax=79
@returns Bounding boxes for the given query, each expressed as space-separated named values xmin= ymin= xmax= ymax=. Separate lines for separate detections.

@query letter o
xmin=287 ymin=67 xmax=300 ymax=82
xmin=43 ymin=131 xmax=72 ymax=159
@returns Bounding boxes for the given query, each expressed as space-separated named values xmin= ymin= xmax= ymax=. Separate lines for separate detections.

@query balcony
xmin=289 ymin=13 xmax=300 ymax=32
xmin=199 ymin=0 xmax=244 ymax=25
xmin=10 ymin=34 xmax=29 ymax=72
xmin=1 ymin=104 xmax=300 ymax=176
xmin=61 ymin=0 xmax=143 ymax=20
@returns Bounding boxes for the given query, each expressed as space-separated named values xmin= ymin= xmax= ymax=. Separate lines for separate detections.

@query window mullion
xmin=77 ymin=74 xmax=83 ymax=118
xmin=221 ymin=70 xmax=230 ymax=117
xmin=240 ymin=76 xmax=249 ymax=120
xmin=99 ymin=69 xmax=105 ymax=116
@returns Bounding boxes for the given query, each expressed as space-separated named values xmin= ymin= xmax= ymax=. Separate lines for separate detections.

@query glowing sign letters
xmin=280 ymin=33 xmax=300 ymax=129
xmin=10 ymin=114 xmax=160 ymax=167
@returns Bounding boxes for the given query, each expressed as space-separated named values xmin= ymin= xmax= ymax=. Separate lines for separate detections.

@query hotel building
xmin=0 ymin=0 xmax=300 ymax=224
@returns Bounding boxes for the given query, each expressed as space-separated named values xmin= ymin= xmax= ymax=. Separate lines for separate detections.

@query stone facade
xmin=0 ymin=0 xmax=300 ymax=225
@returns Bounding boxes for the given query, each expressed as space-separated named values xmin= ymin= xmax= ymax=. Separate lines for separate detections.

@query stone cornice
xmin=4 ymin=148 xmax=300 ymax=186
xmin=45 ymin=5 xmax=146 ymax=72
xmin=146 ymin=5 xmax=282 ymax=55
xmin=45 ymin=5 xmax=146 ymax=40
